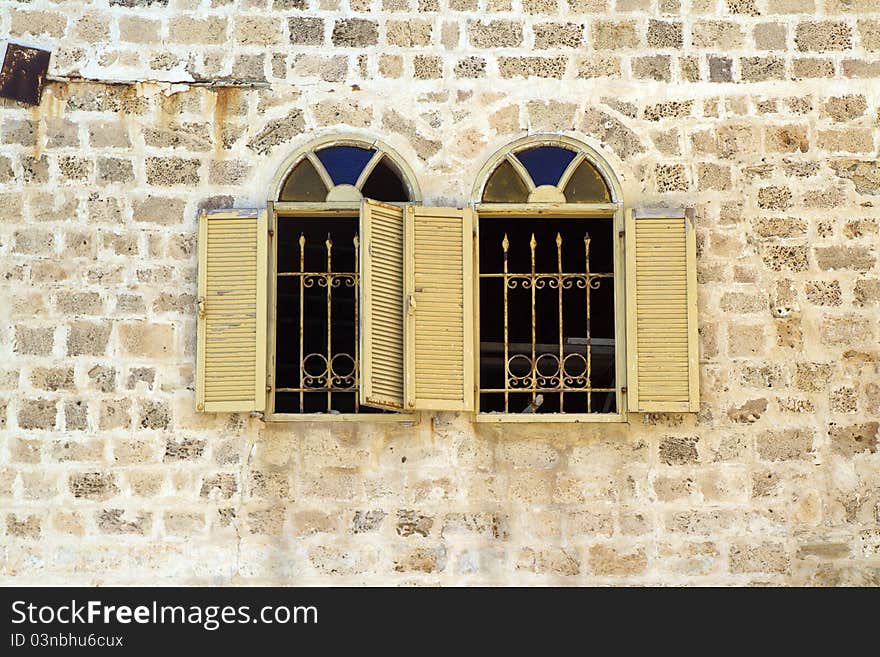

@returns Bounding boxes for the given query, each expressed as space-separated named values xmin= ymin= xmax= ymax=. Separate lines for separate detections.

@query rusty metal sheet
xmin=0 ymin=43 xmax=52 ymax=106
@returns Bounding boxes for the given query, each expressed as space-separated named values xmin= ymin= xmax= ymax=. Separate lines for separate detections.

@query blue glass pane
xmin=515 ymin=146 xmax=577 ymax=187
xmin=316 ymin=146 xmax=375 ymax=186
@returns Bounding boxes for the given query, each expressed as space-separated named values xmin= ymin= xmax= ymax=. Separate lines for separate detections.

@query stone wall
xmin=1 ymin=0 xmax=879 ymax=585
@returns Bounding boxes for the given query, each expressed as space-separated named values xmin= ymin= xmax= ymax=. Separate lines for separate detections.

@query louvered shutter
xmin=359 ymin=199 xmax=406 ymax=410
xmin=404 ymin=206 xmax=474 ymax=411
xmin=625 ymin=208 xmax=699 ymax=412
xmin=196 ymin=208 xmax=268 ymax=412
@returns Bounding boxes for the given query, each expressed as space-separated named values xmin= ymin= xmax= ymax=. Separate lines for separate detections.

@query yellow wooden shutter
xmin=359 ymin=199 xmax=406 ymax=410
xmin=404 ymin=206 xmax=474 ymax=411
xmin=196 ymin=208 xmax=268 ymax=413
xmin=625 ymin=208 xmax=699 ymax=412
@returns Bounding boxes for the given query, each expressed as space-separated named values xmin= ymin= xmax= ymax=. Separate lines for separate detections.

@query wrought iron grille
xmin=479 ymin=230 xmax=615 ymax=414
xmin=275 ymin=231 xmax=370 ymax=413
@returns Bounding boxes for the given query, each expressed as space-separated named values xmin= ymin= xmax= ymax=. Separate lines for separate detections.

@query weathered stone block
xmin=634 ymin=55 xmax=672 ymax=82
xmin=757 ymin=428 xmax=814 ymax=461
xmin=853 ymin=279 xmax=880 ymax=306
xmin=332 ymin=19 xmax=379 ymax=47
xmin=580 ymin=109 xmax=644 ymax=159
xmin=386 ymin=19 xmax=433 ymax=47
xmin=234 ymin=16 xmax=280 ymax=45
xmin=659 ymin=436 xmax=699 ymax=465
xmin=644 ymin=100 xmax=693 ymax=121
xmin=588 ymin=544 xmax=647 ymax=576
xmin=169 ymin=16 xmax=228 ymax=44
xmin=96 ymin=509 xmax=151 ymax=535
xmin=729 ymin=542 xmax=790 ymax=574
xmin=132 ymin=196 xmax=187 ymax=226
xmin=829 ymin=160 xmax=880 ymax=195
xmin=692 ymin=21 xmax=744 ymax=48
xmin=754 ymin=23 xmax=786 ymax=50
xmin=118 ymin=16 xmax=161 ymax=43
xmin=118 ymin=322 xmax=174 ymax=358
xmin=820 ymin=314 xmax=873 ymax=347
xmin=534 ymin=23 xmax=584 ymax=49
xmin=517 ymin=547 xmax=580 ymax=576
xmin=145 ymin=157 xmax=200 ymax=186
xmin=139 ymin=400 xmax=171 ymax=430
xmin=814 ymin=246 xmax=875 ymax=272
xmin=165 ymin=438 xmax=206 ymax=462
xmin=287 ymin=18 xmax=324 ymax=45
xmin=14 ymin=327 xmax=54 ymax=356
xmin=99 ymin=399 xmax=131 ymax=430
xmin=6 ymin=515 xmax=41 ymax=540
xmin=740 ymin=56 xmax=785 ymax=81
xmin=30 ymin=367 xmax=74 ymax=392
xmin=796 ymin=22 xmax=852 ymax=52
xmin=67 ymin=322 xmax=111 ymax=357
xmin=69 ymin=472 xmax=118 ymax=500
xmin=647 ymin=20 xmax=682 ymax=48
xmin=10 ymin=9 xmax=67 ymax=38
xmin=248 ymin=110 xmax=305 ymax=154
xmin=592 ymin=21 xmax=639 ymax=50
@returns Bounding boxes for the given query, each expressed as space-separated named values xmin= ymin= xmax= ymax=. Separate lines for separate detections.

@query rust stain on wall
xmin=211 ymin=86 xmax=238 ymax=158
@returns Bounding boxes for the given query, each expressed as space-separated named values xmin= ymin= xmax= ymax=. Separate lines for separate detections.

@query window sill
xmin=474 ymin=412 xmax=625 ymax=423
xmin=263 ymin=412 xmax=420 ymax=423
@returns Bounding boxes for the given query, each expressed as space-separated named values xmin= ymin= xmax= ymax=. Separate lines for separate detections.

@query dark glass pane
xmin=274 ymin=216 xmax=390 ymax=415
xmin=562 ymin=160 xmax=611 ymax=203
xmin=482 ymin=159 xmax=529 ymax=202
xmin=279 ymin=158 xmax=327 ymax=202
xmin=478 ymin=215 xmax=616 ymax=415
xmin=316 ymin=145 xmax=375 ymax=186
xmin=515 ymin=146 xmax=576 ymax=187
xmin=361 ymin=158 xmax=410 ymax=201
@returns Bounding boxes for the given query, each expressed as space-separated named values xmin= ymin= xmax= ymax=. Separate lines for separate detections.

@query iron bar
xmin=557 ymin=232 xmax=564 ymax=413
xmin=502 ymin=233 xmax=509 ymax=413
xmin=299 ymin=233 xmax=305 ymax=413
xmin=353 ymin=233 xmax=360 ymax=413
xmin=326 ymin=234 xmax=332 ymax=413
xmin=585 ymin=233 xmax=592 ymax=413
xmin=530 ymin=233 xmax=537 ymax=408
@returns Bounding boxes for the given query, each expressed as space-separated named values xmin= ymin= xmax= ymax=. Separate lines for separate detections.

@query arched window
xmin=472 ymin=135 xmax=625 ymax=420
xmin=268 ymin=136 xmax=420 ymax=417
xmin=195 ymin=134 xmax=699 ymax=420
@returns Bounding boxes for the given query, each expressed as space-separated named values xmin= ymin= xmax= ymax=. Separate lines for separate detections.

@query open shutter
xmin=625 ymin=208 xmax=699 ymax=412
xmin=196 ymin=208 xmax=268 ymax=413
xmin=359 ymin=199 xmax=406 ymax=410
xmin=404 ymin=206 xmax=474 ymax=411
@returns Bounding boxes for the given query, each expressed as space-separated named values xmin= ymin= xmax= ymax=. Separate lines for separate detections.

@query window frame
xmin=264 ymin=132 xmax=422 ymax=423
xmin=265 ymin=202 xmax=419 ymax=423
xmin=471 ymin=136 xmax=628 ymax=423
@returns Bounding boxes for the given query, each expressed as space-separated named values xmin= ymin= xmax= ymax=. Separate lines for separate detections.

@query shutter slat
xmin=404 ymin=206 xmax=474 ymax=411
xmin=359 ymin=199 xmax=405 ymax=410
xmin=196 ymin=208 xmax=267 ymax=413
xmin=626 ymin=208 xmax=699 ymax=413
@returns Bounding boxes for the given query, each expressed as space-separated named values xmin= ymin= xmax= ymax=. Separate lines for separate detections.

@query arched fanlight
xmin=479 ymin=141 xmax=612 ymax=204
xmin=278 ymin=141 xmax=414 ymax=203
